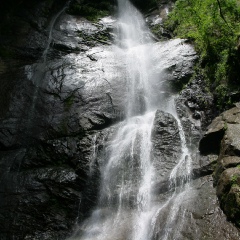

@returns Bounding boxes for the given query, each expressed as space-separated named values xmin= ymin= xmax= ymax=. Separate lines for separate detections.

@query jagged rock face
xmin=0 ymin=1 xmax=110 ymax=238
xmin=176 ymin=75 xmax=215 ymax=150
xmin=199 ymin=105 xmax=240 ymax=227
xmin=149 ymin=108 xmax=240 ymax=240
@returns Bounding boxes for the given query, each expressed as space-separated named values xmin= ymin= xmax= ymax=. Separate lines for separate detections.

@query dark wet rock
xmin=52 ymin=42 xmax=81 ymax=53
xmin=176 ymin=74 xmax=215 ymax=150
xmin=0 ymin=136 xmax=100 ymax=239
xmin=199 ymin=117 xmax=226 ymax=155
xmin=77 ymin=27 xmax=114 ymax=47
xmin=151 ymin=110 xmax=182 ymax=182
xmin=0 ymin=1 xmax=111 ymax=238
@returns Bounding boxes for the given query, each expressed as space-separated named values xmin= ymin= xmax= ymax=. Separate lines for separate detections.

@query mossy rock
xmin=216 ymin=166 xmax=240 ymax=226
xmin=224 ymin=184 xmax=240 ymax=226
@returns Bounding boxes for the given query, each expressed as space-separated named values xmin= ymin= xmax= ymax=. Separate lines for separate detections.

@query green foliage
xmin=67 ymin=0 xmax=113 ymax=22
xmin=231 ymin=174 xmax=239 ymax=184
xmin=165 ymin=0 xmax=240 ymax=110
xmin=131 ymin=0 xmax=158 ymax=12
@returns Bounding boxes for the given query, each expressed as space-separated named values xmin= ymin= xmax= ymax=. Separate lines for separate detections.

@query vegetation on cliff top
xmin=67 ymin=0 xmax=114 ymax=21
xmin=165 ymin=0 xmax=240 ymax=110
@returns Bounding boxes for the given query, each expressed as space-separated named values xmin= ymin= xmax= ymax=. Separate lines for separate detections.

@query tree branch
xmin=216 ymin=0 xmax=233 ymax=32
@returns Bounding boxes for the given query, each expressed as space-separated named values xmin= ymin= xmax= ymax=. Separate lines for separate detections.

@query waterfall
xmin=69 ymin=0 xmax=192 ymax=239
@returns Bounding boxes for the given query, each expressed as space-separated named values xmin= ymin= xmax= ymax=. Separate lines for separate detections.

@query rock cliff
xmin=0 ymin=0 xmax=240 ymax=239
xmin=199 ymin=105 xmax=240 ymax=227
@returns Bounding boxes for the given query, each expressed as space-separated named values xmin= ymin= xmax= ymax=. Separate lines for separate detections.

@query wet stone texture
xmin=153 ymin=176 xmax=240 ymax=240
xmin=176 ymin=74 xmax=215 ymax=150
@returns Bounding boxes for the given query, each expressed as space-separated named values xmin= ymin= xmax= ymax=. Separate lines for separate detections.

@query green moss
xmin=231 ymin=175 xmax=239 ymax=185
xmin=78 ymin=29 xmax=111 ymax=47
xmin=223 ymin=122 xmax=228 ymax=131
xmin=64 ymin=95 xmax=75 ymax=111
xmin=224 ymin=185 xmax=240 ymax=223
xmin=150 ymin=24 xmax=162 ymax=38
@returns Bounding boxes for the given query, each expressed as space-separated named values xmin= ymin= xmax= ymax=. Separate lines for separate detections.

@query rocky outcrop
xmin=199 ymin=105 xmax=240 ymax=226
xmin=151 ymin=110 xmax=182 ymax=182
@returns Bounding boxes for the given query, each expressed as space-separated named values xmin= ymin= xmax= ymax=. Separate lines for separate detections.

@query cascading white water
xmin=69 ymin=1 xmax=192 ymax=239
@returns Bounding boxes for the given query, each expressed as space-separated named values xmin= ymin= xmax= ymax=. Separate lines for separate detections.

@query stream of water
xmin=69 ymin=0 xmax=192 ymax=239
